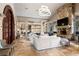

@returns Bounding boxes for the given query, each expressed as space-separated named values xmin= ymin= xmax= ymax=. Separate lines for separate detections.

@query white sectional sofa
xmin=28 ymin=33 xmax=39 ymax=44
xmin=33 ymin=35 xmax=61 ymax=50
xmin=28 ymin=33 xmax=69 ymax=50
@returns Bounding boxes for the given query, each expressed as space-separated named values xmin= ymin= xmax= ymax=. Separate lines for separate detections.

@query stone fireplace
xmin=57 ymin=25 xmax=71 ymax=38
xmin=60 ymin=28 xmax=67 ymax=35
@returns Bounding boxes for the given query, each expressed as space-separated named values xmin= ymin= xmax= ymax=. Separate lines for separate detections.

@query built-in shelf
xmin=31 ymin=24 xmax=41 ymax=33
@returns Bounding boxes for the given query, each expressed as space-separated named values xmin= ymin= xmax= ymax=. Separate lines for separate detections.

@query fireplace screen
xmin=60 ymin=28 xmax=67 ymax=35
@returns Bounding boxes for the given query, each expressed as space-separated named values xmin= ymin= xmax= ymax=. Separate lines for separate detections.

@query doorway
xmin=3 ymin=5 xmax=15 ymax=44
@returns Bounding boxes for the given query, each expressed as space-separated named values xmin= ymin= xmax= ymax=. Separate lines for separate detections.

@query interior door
xmin=8 ymin=10 xmax=12 ymax=44
xmin=3 ymin=14 xmax=9 ymax=44
xmin=3 ymin=5 xmax=15 ymax=44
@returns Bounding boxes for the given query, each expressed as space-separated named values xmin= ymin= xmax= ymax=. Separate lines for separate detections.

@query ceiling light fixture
xmin=39 ymin=5 xmax=51 ymax=16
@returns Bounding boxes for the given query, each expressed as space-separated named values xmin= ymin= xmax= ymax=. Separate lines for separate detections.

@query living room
xmin=0 ymin=3 xmax=79 ymax=56
xmin=15 ymin=3 xmax=79 ymax=55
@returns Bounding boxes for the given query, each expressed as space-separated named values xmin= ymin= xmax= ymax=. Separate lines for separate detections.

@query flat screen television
xmin=57 ymin=17 xmax=68 ymax=26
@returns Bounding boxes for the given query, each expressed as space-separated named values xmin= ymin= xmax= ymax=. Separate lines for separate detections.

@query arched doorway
xmin=3 ymin=5 xmax=15 ymax=44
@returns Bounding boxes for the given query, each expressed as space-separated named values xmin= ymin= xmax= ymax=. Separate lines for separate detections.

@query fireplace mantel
xmin=56 ymin=25 xmax=71 ymax=28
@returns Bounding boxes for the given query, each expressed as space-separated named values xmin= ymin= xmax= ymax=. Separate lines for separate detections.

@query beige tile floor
xmin=11 ymin=38 xmax=79 ymax=56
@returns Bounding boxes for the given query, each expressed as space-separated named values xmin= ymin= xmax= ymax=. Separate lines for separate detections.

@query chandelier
xmin=39 ymin=5 xmax=51 ymax=16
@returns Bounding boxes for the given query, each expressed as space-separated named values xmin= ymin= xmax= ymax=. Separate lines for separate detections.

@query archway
xmin=3 ymin=5 xmax=15 ymax=44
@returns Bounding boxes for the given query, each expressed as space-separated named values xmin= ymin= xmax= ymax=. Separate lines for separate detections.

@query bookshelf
xmin=31 ymin=25 xmax=41 ymax=33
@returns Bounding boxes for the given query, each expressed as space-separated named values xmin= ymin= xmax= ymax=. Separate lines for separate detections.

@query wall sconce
xmin=0 ymin=13 xmax=6 ymax=17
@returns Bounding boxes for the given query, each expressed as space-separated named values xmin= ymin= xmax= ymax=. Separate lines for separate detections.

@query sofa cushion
xmin=60 ymin=38 xmax=70 ymax=46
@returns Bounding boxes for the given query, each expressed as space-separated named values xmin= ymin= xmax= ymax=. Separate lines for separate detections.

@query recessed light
xmin=36 ymin=9 xmax=38 ymax=11
xmin=25 ymin=8 xmax=28 ymax=10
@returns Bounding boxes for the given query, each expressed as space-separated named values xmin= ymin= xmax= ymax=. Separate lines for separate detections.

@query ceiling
xmin=14 ymin=3 xmax=64 ymax=20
